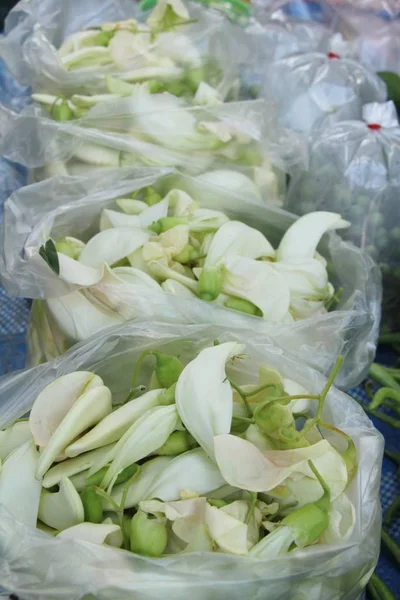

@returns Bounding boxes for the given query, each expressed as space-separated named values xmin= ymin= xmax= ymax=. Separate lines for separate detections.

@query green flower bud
xmin=224 ymin=296 xmax=260 ymax=316
xmin=94 ymin=30 xmax=115 ymax=46
xmin=55 ymin=239 xmax=76 ymax=259
xmin=52 ymin=99 xmax=73 ymax=122
xmin=174 ymin=244 xmax=198 ymax=264
xmin=130 ymin=510 xmax=168 ymax=557
xmin=158 ymin=383 xmax=177 ymax=406
xmin=81 ymin=486 xmax=103 ymax=524
xmin=86 ymin=466 xmax=109 ymax=487
xmin=281 ymin=461 xmax=330 ymax=547
xmin=144 ymin=187 xmax=163 ymax=206
xmin=148 ymin=80 xmax=167 ymax=94
xmin=133 ymin=350 xmax=183 ymax=389
xmin=198 ymin=267 xmax=223 ymax=301
xmin=115 ymin=463 xmax=139 ymax=486
xmin=157 ymin=431 xmax=195 ymax=456
xmin=184 ymin=67 xmax=205 ymax=92
xmin=254 ymin=402 xmax=293 ymax=436
xmin=164 ymin=81 xmax=187 ymax=97
xmin=207 ymin=498 xmax=227 ymax=508
xmin=149 ymin=217 xmax=188 ymax=234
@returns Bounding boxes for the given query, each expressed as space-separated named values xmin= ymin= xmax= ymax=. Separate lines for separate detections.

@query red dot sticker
xmin=328 ymin=52 xmax=340 ymax=59
xmin=368 ymin=123 xmax=381 ymax=130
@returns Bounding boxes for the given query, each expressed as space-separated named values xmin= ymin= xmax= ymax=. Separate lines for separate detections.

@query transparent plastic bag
xmin=262 ymin=50 xmax=386 ymax=133
xmin=0 ymin=95 xmax=304 ymax=187
xmin=0 ymin=0 xmax=248 ymax=98
xmin=0 ymin=319 xmax=383 ymax=600
xmin=0 ymin=166 xmax=381 ymax=389
xmin=286 ymin=101 xmax=400 ymax=331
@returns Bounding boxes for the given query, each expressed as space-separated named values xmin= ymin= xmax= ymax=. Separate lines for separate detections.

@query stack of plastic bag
xmin=287 ymin=100 xmax=400 ymax=331
xmin=0 ymin=320 xmax=384 ymax=600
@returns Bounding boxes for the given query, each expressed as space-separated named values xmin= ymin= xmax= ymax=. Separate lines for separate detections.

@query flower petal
xmin=321 ymin=493 xmax=356 ymax=544
xmin=205 ymin=504 xmax=248 ymax=555
xmin=36 ymin=386 xmax=112 ymax=478
xmin=193 ymin=170 xmax=262 ymax=204
xmin=65 ymin=389 xmax=165 ymax=457
xmin=0 ymin=421 xmax=32 ymax=462
xmin=57 ymin=522 xmax=122 ymax=547
xmin=78 ymin=228 xmax=149 ymax=269
xmin=214 ymin=435 xmax=337 ymax=493
xmin=100 ymin=404 xmax=179 ymax=491
xmin=205 ymin=221 xmax=275 ymax=268
xmin=175 ymin=342 xmax=245 ymax=459
xmin=38 ymin=477 xmax=84 ymax=531
xmin=222 ymin=257 xmax=290 ymax=321
xmin=57 ymin=253 xmax=104 ymax=286
xmin=277 ymin=212 xmax=350 ymax=261
xmin=0 ymin=441 xmax=42 ymax=527
xmin=146 ymin=448 xmax=225 ymax=501
xmin=29 ymin=371 xmax=103 ymax=448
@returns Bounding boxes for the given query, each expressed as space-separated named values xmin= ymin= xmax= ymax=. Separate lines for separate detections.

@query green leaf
xmin=39 ymin=239 xmax=60 ymax=275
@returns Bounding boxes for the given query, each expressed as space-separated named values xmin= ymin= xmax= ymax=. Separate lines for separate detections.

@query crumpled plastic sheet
xmin=0 ymin=320 xmax=384 ymax=600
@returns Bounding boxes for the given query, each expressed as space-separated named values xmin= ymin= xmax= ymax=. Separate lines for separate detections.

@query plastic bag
xmin=0 ymin=0 xmax=248 ymax=97
xmin=286 ymin=101 xmax=400 ymax=332
xmin=0 ymin=94 xmax=304 ymax=188
xmin=262 ymin=50 xmax=387 ymax=133
xmin=0 ymin=319 xmax=383 ymax=600
xmin=0 ymin=166 xmax=381 ymax=389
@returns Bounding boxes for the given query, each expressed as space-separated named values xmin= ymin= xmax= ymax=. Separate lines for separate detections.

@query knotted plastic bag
xmin=0 ymin=320 xmax=383 ymax=600
xmin=262 ymin=49 xmax=386 ymax=133
xmin=0 ymin=166 xmax=381 ymax=389
xmin=0 ymin=0 xmax=248 ymax=98
xmin=286 ymin=100 xmax=400 ymax=331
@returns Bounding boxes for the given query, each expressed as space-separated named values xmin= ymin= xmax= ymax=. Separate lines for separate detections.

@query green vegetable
xmin=130 ymin=510 xmax=168 ymax=557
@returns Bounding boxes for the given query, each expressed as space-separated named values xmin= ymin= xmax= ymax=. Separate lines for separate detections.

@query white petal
xmin=0 ymin=441 xmax=41 ymax=527
xmin=38 ymin=478 xmax=84 ymax=531
xmin=249 ymin=525 xmax=294 ymax=558
xmin=57 ymin=523 xmax=122 ymax=547
xmin=43 ymin=444 xmax=116 ymax=488
xmin=111 ymin=266 xmax=161 ymax=290
xmin=175 ymin=342 xmax=245 ymax=459
xmin=117 ymin=199 xmax=148 ymax=214
xmin=139 ymin=197 xmax=169 ymax=229
xmin=205 ymin=221 xmax=275 ymax=268
xmin=162 ymin=279 xmax=196 ymax=297
xmin=100 ymin=209 xmax=141 ymax=231
xmin=222 ymin=257 xmax=290 ymax=321
xmin=283 ymin=378 xmax=312 ymax=414
xmin=101 ymin=405 xmax=179 ymax=490
xmin=194 ymin=83 xmax=223 ymax=106
xmin=36 ymin=386 xmax=112 ymax=478
xmin=321 ymin=493 xmax=356 ymax=544
xmin=0 ymin=421 xmax=32 ymax=461
xmin=192 ymin=170 xmax=262 ymax=204
xmin=65 ymin=389 xmax=164 ymax=457
xmin=57 ymin=253 xmax=104 ymax=286
xmin=277 ymin=212 xmax=350 ymax=261
xmin=205 ymin=504 xmax=248 ymax=555
xmin=146 ymin=448 xmax=225 ymax=501
xmin=29 ymin=372 xmax=103 ymax=448
xmin=78 ymin=228 xmax=149 ymax=268
xmin=214 ymin=436 xmax=337 ymax=493
xmin=111 ymin=456 xmax=173 ymax=509
xmin=147 ymin=0 xmax=190 ymax=27
xmin=46 ymin=291 xmax=123 ymax=343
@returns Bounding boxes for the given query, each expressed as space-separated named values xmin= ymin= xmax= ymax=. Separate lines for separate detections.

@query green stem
xmin=384 ymin=450 xmax=400 ymax=466
xmin=381 ymin=528 xmax=400 ymax=567
xmin=93 ymin=486 xmax=124 ymax=537
xmin=370 ymin=387 xmax=400 ymax=410
xmin=358 ymin=402 xmax=400 ymax=428
xmin=229 ymin=379 xmax=253 ymax=418
xmin=384 ymin=496 xmax=400 ymax=527
xmin=232 ymin=415 xmax=255 ymax=423
xmin=245 ymin=492 xmax=258 ymax=525
xmin=367 ymin=573 xmax=396 ymax=600
xmin=369 ymin=363 xmax=400 ymax=393
xmin=243 ymin=382 xmax=282 ymax=398
xmin=379 ymin=333 xmax=400 ymax=345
